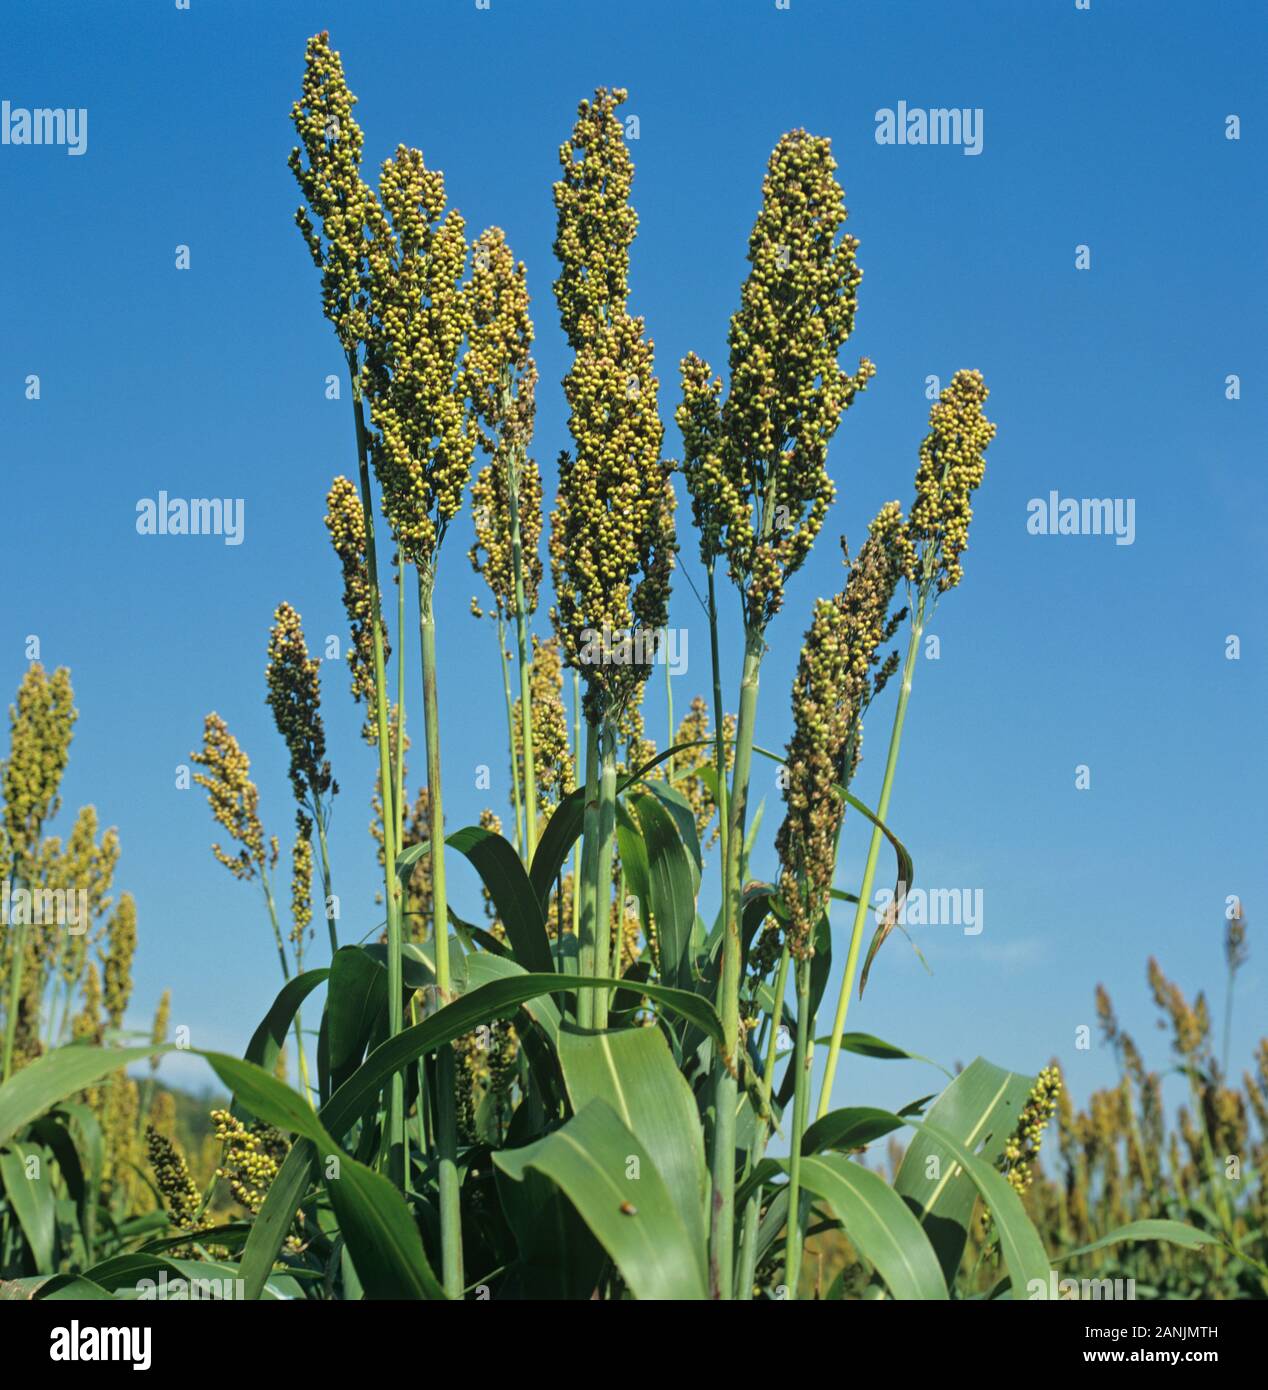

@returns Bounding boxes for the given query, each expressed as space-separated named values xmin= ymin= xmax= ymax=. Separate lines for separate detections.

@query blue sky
xmin=2 ymin=0 xmax=1264 ymax=1121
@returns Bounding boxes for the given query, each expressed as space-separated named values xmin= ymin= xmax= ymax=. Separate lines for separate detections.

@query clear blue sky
xmin=3 ymin=0 xmax=1264 ymax=1120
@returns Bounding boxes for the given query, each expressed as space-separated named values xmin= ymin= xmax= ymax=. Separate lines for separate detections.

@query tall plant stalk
xmin=497 ymin=618 xmax=525 ymax=856
xmin=350 ymin=360 xmax=407 ymax=1173
xmin=711 ymin=629 xmax=763 ymax=1297
xmin=572 ymin=671 xmax=583 ymax=944
xmin=736 ymin=940 xmax=790 ymax=1297
xmin=592 ymin=724 xmax=619 ymax=1028
xmin=419 ymin=575 xmax=462 ymax=1296
xmin=782 ymin=955 xmax=813 ymax=1292
xmin=706 ymin=564 xmax=729 ymax=864
xmin=509 ymin=468 xmax=538 ymax=859
xmin=576 ymin=724 xmax=602 ymax=1029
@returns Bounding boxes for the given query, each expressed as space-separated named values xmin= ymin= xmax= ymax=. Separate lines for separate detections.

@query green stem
xmin=664 ymin=646 xmax=674 ymax=785
xmin=709 ymin=627 xmax=764 ymax=1299
xmin=315 ymin=813 xmax=338 ymax=956
xmin=782 ymin=954 xmax=813 ymax=1295
xmin=593 ymin=724 xmax=619 ymax=1029
xmin=508 ymin=463 xmax=538 ymax=860
xmin=706 ymin=563 xmax=729 ymax=865
xmin=572 ymin=671 xmax=583 ymax=943
xmin=347 ymin=354 xmax=405 ymax=1174
xmin=816 ymin=587 xmax=928 ymax=1119
xmin=498 ymin=617 xmax=525 ymax=858
xmin=576 ymin=722 xmax=602 ymax=1029
xmin=419 ymin=573 xmax=462 ymax=1297
xmin=261 ymin=876 xmax=313 ymax=1105
xmin=736 ymin=941 xmax=790 ymax=1298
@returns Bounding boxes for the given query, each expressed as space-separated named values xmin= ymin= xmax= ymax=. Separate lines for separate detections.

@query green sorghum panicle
xmin=549 ymin=88 xmax=676 ymax=722
xmin=513 ymin=636 xmax=573 ymax=813
xmin=673 ymin=696 xmax=736 ymax=848
xmin=676 ymin=355 xmax=734 ymax=567
xmin=466 ymin=227 xmax=543 ymax=617
xmin=907 ymin=369 xmax=997 ymax=592
xmin=682 ymin=132 xmax=874 ymax=632
xmin=266 ymin=602 xmax=333 ymax=809
xmin=102 ymin=891 xmax=137 ymax=1030
xmin=552 ymin=88 xmax=638 ymax=346
xmin=324 ymin=475 xmax=389 ymax=741
xmin=146 ymin=1125 xmax=204 ymax=1230
xmin=290 ymin=815 xmax=314 ymax=949
xmin=288 ymin=31 xmax=375 ymax=357
xmin=1002 ymin=1065 xmax=1062 ymax=1195
xmin=191 ymin=714 xmax=275 ymax=880
xmin=774 ymin=504 xmax=911 ymax=957
xmin=365 ymin=145 xmax=474 ymax=572
xmin=2 ymin=663 xmax=77 ymax=880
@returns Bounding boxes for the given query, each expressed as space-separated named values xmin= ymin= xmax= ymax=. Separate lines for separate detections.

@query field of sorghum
xmin=0 ymin=32 xmax=1263 ymax=1302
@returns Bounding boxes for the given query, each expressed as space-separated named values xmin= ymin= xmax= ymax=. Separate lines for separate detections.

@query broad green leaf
xmin=790 ymin=1153 xmax=947 ymax=1300
xmin=557 ymin=1025 xmax=708 ymax=1262
xmin=528 ymin=739 xmax=715 ymax=915
xmin=494 ymin=1100 xmax=706 ymax=1300
xmin=30 ymin=1275 xmax=113 ymax=1300
xmin=324 ymin=1150 xmax=446 ymax=1300
xmin=240 ymin=974 xmax=720 ymax=1297
xmin=630 ymin=791 xmax=696 ymax=989
xmin=0 ymin=1141 xmax=55 ymax=1270
xmin=495 ymin=1167 xmax=605 ymax=1299
xmin=239 ymin=1140 xmax=316 ymax=1300
xmin=801 ymin=1105 xmax=907 ymax=1157
xmin=243 ymin=969 xmax=329 ymax=1073
xmin=893 ymin=1056 xmax=1034 ymax=1285
xmin=0 ymin=1044 xmax=170 ymax=1148
xmin=641 ymin=779 xmax=703 ymax=886
xmin=399 ymin=827 xmax=554 ymax=976
xmin=906 ymin=1117 xmax=1051 ymax=1299
xmin=325 ymin=947 xmax=387 ymax=1091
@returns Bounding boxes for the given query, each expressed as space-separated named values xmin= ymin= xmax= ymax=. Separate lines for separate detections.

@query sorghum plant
xmin=678 ymin=129 xmax=874 ymax=1296
xmin=819 ymin=370 xmax=997 ymax=1117
xmin=549 ymin=87 xmax=675 ymax=1030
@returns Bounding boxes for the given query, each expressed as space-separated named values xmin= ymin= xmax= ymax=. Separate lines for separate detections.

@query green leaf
xmin=399 ymin=827 xmax=554 ymax=976
xmin=324 ymin=1150 xmax=446 ymax=1300
xmin=790 ymin=1154 xmax=947 ymax=1300
xmin=641 ymin=779 xmax=703 ymax=886
xmin=1055 ymin=1219 xmax=1217 ymax=1262
xmin=905 ymin=1118 xmax=1051 ymax=1299
xmin=495 ymin=1166 xmax=605 ymax=1299
xmin=243 ymin=970 xmax=330 ymax=1073
xmin=801 ymin=1105 xmax=908 ymax=1157
xmin=320 ymin=973 xmax=723 ymax=1146
xmin=557 ymin=1025 xmax=708 ymax=1260
xmin=630 ymin=792 xmax=696 ymax=989
xmin=0 ymin=1141 xmax=55 ymax=1270
xmin=893 ymin=1056 xmax=1034 ymax=1285
xmin=325 ymin=947 xmax=387 ymax=1091
xmin=237 ymin=972 xmax=720 ymax=1297
xmin=494 ymin=1100 xmax=707 ymax=1300
xmin=811 ymin=1031 xmax=951 ymax=1077
xmin=239 ymin=1140 xmax=316 ymax=1300
xmin=199 ymin=1051 xmax=446 ymax=1300
xmin=0 ymin=1044 xmax=169 ymax=1148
